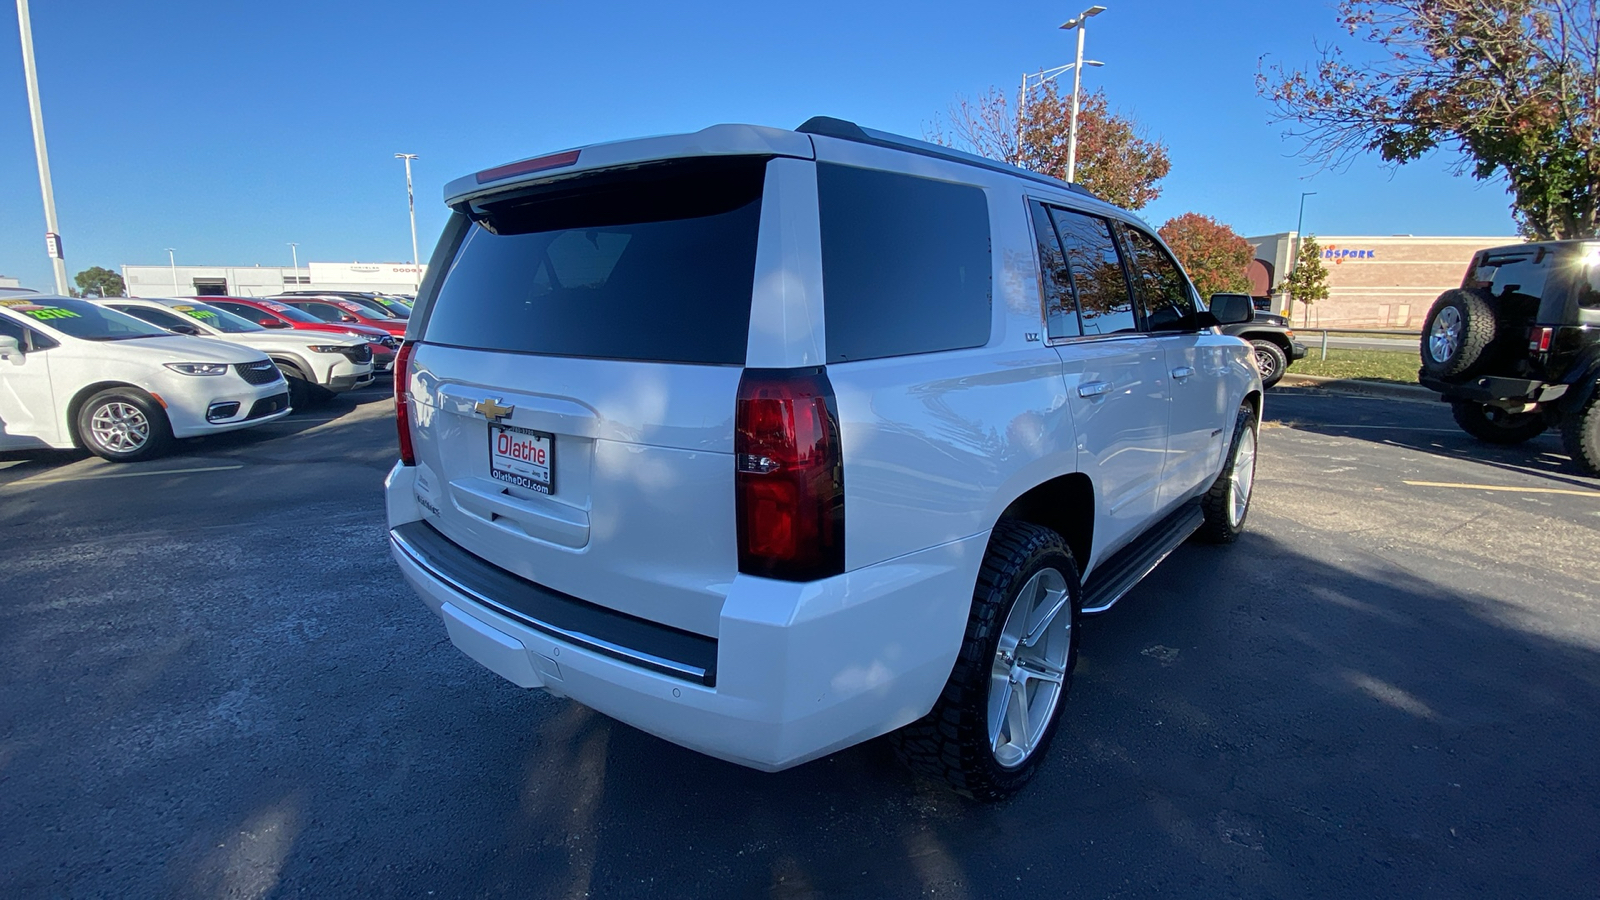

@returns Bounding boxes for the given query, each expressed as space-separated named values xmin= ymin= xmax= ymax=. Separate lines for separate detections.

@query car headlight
xmin=307 ymin=345 xmax=350 ymax=353
xmin=164 ymin=362 xmax=230 ymax=376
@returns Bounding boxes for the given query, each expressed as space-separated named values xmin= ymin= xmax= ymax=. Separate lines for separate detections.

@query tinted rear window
xmin=818 ymin=164 xmax=991 ymax=362
xmin=423 ymin=157 xmax=767 ymax=365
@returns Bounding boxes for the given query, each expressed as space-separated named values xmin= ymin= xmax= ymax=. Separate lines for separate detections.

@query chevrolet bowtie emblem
xmin=474 ymin=398 xmax=514 ymax=420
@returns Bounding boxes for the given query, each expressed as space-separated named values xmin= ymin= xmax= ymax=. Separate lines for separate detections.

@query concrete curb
xmin=1276 ymin=373 xmax=1439 ymax=402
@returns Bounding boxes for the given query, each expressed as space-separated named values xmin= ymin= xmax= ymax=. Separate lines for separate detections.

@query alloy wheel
xmin=1229 ymin=425 xmax=1257 ymax=527
xmin=1429 ymin=306 xmax=1462 ymax=363
xmin=988 ymin=567 xmax=1072 ymax=769
xmin=89 ymin=401 xmax=150 ymax=454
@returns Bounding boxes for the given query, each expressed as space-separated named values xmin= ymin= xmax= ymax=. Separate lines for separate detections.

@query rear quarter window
xmin=817 ymin=164 xmax=992 ymax=362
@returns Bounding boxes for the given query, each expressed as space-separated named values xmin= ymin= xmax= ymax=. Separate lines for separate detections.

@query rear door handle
xmin=1078 ymin=380 xmax=1113 ymax=398
xmin=1170 ymin=366 xmax=1195 ymax=381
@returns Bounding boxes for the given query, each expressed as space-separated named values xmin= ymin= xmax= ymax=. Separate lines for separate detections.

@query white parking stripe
xmin=6 ymin=464 xmax=244 ymax=487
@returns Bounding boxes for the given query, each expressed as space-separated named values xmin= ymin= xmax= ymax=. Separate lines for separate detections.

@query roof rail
xmin=795 ymin=116 xmax=1098 ymax=200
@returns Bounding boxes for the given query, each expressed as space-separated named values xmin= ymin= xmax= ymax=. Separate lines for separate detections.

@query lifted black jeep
xmin=1210 ymin=292 xmax=1308 ymax=389
xmin=1418 ymin=240 xmax=1600 ymax=474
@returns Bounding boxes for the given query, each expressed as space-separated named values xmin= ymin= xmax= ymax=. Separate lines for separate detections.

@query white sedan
xmin=0 ymin=296 xmax=291 ymax=462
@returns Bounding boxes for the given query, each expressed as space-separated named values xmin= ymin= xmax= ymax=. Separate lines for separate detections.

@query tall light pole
xmin=166 ymin=248 xmax=178 ymax=295
xmin=1287 ymin=191 xmax=1316 ymax=318
xmin=16 ymin=0 xmax=69 ymax=294
xmin=395 ymin=153 xmax=420 ymax=286
xmin=1060 ymin=5 xmax=1107 ymax=184
xmin=287 ymin=242 xmax=299 ymax=284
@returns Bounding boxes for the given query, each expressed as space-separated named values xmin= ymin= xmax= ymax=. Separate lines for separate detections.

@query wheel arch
xmin=267 ymin=352 xmax=312 ymax=379
xmin=993 ymin=471 xmax=1095 ymax=571
xmin=1240 ymin=330 xmax=1294 ymax=353
xmin=65 ymin=381 xmax=159 ymax=448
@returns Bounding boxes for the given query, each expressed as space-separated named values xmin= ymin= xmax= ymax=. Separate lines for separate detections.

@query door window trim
xmin=1024 ymin=196 xmax=1148 ymax=348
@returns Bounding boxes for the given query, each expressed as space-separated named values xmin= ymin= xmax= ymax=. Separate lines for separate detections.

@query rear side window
xmin=117 ymin=306 xmax=192 ymax=331
xmin=1049 ymin=208 xmax=1136 ymax=336
xmin=1117 ymin=224 xmax=1197 ymax=331
xmin=423 ymin=157 xmax=768 ymax=365
xmin=299 ymin=302 xmax=353 ymax=322
xmin=818 ymin=164 xmax=991 ymax=362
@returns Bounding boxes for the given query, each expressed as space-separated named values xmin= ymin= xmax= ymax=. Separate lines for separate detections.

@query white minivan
xmin=0 ymin=296 xmax=291 ymax=461
xmin=387 ymin=119 xmax=1260 ymax=798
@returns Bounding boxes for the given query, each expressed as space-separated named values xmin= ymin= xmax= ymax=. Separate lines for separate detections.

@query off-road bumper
xmin=1418 ymin=371 xmax=1570 ymax=407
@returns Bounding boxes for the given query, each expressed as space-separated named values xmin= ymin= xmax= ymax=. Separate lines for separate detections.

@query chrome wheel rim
xmin=1229 ymin=425 xmax=1258 ymax=527
xmin=1429 ymin=306 xmax=1462 ymax=362
xmin=1255 ymin=348 xmax=1278 ymax=378
xmin=988 ymin=567 xmax=1072 ymax=769
xmin=89 ymin=401 xmax=149 ymax=453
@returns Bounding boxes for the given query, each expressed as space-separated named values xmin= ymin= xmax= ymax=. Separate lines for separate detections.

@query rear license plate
xmin=488 ymin=423 xmax=553 ymax=494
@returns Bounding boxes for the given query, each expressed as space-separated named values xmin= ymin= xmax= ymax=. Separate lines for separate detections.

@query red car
xmin=268 ymin=295 xmax=407 ymax=338
xmin=205 ymin=297 xmax=399 ymax=373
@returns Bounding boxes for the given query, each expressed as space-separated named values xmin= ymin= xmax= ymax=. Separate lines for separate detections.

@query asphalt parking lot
xmin=3 ymin=384 xmax=1598 ymax=899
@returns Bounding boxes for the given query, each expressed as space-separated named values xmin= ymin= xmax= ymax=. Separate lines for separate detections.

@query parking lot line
xmin=6 ymin=464 xmax=245 ymax=487
xmin=1403 ymin=480 xmax=1600 ymax=498
xmin=1308 ymin=423 xmax=1461 ymax=433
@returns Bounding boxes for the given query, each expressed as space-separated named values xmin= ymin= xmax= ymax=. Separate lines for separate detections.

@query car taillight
xmin=395 ymin=341 xmax=417 ymax=466
xmin=735 ymin=367 xmax=845 ymax=581
xmin=1529 ymin=326 xmax=1554 ymax=354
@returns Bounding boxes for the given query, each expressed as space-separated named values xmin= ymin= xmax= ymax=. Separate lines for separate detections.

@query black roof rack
xmin=796 ymin=116 xmax=1098 ymax=200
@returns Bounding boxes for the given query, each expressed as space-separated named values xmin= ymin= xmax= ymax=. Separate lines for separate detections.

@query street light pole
xmin=395 ymin=153 xmax=420 ymax=286
xmin=287 ymin=242 xmax=299 ymax=284
xmin=166 ymin=248 xmax=178 ymax=296
xmin=16 ymin=0 xmax=69 ymax=294
xmin=1288 ymin=191 xmax=1316 ymax=320
xmin=1060 ymin=5 xmax=1107 ymax=184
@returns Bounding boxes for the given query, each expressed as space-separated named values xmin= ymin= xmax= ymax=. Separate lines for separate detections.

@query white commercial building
xmin=0 ymin=274 xmax=21 ymax=289
xmin=121 ymin=261 xmax=425 ymax=298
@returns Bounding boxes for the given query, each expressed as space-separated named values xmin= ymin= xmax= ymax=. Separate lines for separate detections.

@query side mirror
xmin=260 ymin=318 xmax=289 ymax=329
xmin=340 ymin=315 xmax=359 ymax=323
xmin=1208 ymin=292 xmax=1255 ymax=326
xmin=0 ymin=334 xmax=21 ymax=363
xmin=171 ymin=323 xmax=203 ymax=336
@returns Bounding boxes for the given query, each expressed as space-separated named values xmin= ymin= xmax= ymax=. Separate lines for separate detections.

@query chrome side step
xmin=1080 ymin=500 xmax=1204 ymax=615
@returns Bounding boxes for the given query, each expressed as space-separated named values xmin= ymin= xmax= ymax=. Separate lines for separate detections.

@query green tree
xmin=1158 ymin=213 xmax=1254 ymax=298
xmin=1259 ymin=0 xmax=1599 ymax=239
xmin=930 ymin=82 xmax=1172 ymax=210
xmin=1283 ymin=236 xmax=1331 ymax=326
xmin=74 ymin=266 xmax=125 ymax=298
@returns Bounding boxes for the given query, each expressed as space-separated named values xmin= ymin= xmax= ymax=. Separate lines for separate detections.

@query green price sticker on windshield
xmin=24 ymin=307 xmax=82 ymax=321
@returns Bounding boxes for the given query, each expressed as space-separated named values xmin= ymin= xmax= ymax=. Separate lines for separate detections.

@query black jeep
xmin=1418 ymin=240 xmax=1600 ymax=474
xmin=1210 ymin=293 xmax=1307 ymax=389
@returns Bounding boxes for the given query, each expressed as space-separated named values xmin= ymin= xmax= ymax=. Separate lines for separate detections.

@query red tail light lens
xmin=395 ymin=341 xmax=417 ymax=466
xmin=1529 ymin=326 xmax=1554 ymax=354
xmin=475 ymin=149 xmax=581 ymax=184
xmin=735 ymin=367 xmax=845 ymax=581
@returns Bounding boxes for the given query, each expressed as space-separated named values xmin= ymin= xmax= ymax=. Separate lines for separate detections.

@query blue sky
xmin=0 ymin=0 xmax=1520 ymax=290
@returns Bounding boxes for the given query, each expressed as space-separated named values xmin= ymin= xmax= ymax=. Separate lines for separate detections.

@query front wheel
xmin=76 ymin=388 xmax=172 ymax=462
xmin=1250 ymin=340 xmax=1289 ymax=389
xmin=1450 ymin=400 xmax=1546 ymax=445
xmin=1197 ymin=404 xmax=1258 ymax=544
xmin=890 ymin=520 xmax=1081 ymax=801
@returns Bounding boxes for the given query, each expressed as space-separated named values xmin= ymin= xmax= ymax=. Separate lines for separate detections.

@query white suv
xmin=0 ymin=296 xmax=291 ymax=461
xmin=385 ymin=119 xmax=1262 ymax=798
xmin=98 ymin=298 xmax=373 ymax=405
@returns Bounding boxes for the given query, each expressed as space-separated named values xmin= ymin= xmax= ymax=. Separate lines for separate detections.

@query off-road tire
xmin=1197 ymin=404 xmax=1258 ymax=544
xmin=1450 ymin=400 xmax=1547 ymax=446
xmin=889 ymin=520 xmax=1081 ymax=802
xmin=74 ymin=387 xmax=172 ymax=463
xmin=1420 ymin=289 xmax=1498 ymax=379
xmin=1560 ymin=389 xmax=1600 ymax=475
xmin=1250 ymin=340 xmax=1289 ymax=389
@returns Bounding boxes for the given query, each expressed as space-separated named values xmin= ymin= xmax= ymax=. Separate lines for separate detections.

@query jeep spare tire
xmin=1421 ymin=289 xmax=1497 ymax=379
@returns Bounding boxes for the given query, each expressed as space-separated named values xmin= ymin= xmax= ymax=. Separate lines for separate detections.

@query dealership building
xmin=1245 ymin=233 xmax=1519 ymax=328
xmin=120 ymin=261 xmax=425 ymax=299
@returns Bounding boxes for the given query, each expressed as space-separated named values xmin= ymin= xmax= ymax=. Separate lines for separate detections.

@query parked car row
xmin=0 ymin=291 xmax=408 ymax=463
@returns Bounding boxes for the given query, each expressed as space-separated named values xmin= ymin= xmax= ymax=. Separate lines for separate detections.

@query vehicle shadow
xmin=86 ymin=535 xmax=1588 ymax=900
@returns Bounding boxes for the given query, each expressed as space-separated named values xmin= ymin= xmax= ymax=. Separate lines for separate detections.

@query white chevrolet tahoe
xmin=0 ymin=296 xmax=291 ymax=461
xmin=98 ymin=298 xmax=374 ymax=406
xmin=386 ymin=119 xmax=1262 ymax=799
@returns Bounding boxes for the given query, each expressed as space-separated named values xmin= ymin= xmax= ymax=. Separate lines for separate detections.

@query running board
xmin=1080 ymin=500 xmax=1205 ymax=615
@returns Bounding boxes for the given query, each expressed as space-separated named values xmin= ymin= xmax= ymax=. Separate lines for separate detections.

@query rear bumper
xmin=384 ymin=462 xmax=982 ymax=771
xmin=1418 ymin=372 xmax=1569 ymax=406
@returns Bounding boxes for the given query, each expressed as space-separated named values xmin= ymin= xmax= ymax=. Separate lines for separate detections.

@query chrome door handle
xmin=1078 ymin=380 xmax=1113 ymax=398
xmin=1170 ymin=366 xmax=1195 ymax=380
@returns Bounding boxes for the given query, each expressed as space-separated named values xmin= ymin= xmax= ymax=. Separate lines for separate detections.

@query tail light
xmin=395 ymin=341 xmax=417 ymax=465
xmin=1529 ymin=326 xmax=1554 ymax=354
xmin=735 ymin=367 xmax=845 ymax=581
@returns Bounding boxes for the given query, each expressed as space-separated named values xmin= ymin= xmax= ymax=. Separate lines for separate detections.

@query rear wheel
xmin=1560 ymin=389 xmax=1600 ymax=475
xmin=1421 ymin=289 xmax=1497 ymax=379
xmin=1450 ymin=400 xmax=1546 ymax=445
xmin=890 ymin=520 xmax=1081 ymax=801
xmin=1250 ymin=339 xmax=1288 ymax=389
xmin=75 ymin=388 xmax=171 ymax=462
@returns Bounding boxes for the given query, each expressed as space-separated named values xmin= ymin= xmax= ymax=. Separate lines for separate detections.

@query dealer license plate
xmin=488 ymin=423 xmax=553 ymax=494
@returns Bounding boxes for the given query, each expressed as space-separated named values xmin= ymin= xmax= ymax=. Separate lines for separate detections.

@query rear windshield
xmin=423 ymin=157 xmax=767 ymax=365
xmin=0 ymin=297 xmax=168 ymax=341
